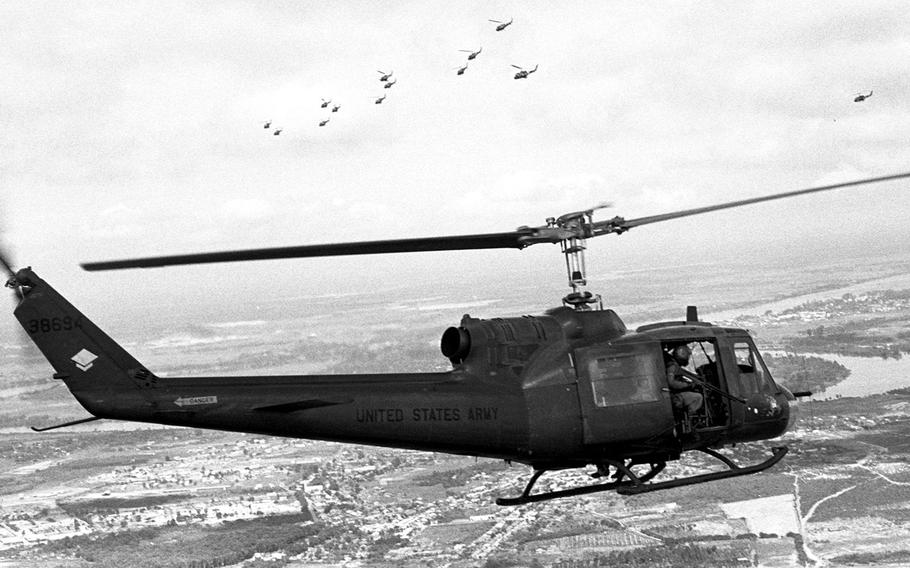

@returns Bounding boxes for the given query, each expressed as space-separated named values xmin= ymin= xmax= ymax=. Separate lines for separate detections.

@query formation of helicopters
xmin=262 ymin=16 xmax=539 ymax=135
xmin=453 ymin=17 xmax=537 ymax=80
xmin=264 ymin=68 xmax=399 ymax=134
xmin=6 ymin=172 xmax=909 ymax=505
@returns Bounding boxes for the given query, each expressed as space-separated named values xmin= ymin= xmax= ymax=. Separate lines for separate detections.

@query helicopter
xmin=455 ymin=63 xmax=469 ymax=76
xmin=319 ymin=119 xmax=330 ymax=127
xmin=384 ymin=78 xmax=397 ymax=89
xmin=377 ymin=70 xmax=393 ymax=82
xmin=263 ymin=120 xmax=271 ymax=129
xmin=854 ymin=90 xmax=873 ymax=102
xmin=7 ymin=172 xmax=909 ymax=505
xmin=272 ymin=128 xmax=282 ymax=135
xmin=490 ymin=18 xmax=512 ymax=31
xmin=331 ymin=105 xmax=341 ymax=113
xmin=321 ymin=98 xmax=332 ymax=108
xmin=512 ymin=64 xmax=538 ymax=79
xmin=373 ymin=94 xmax=387 ymax=104
xmin=460 ymin=47 xmax=482 ymax=60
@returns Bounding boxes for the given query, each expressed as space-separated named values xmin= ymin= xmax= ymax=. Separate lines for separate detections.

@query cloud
xmin=218 ymin=198 xmax=275 ymax=222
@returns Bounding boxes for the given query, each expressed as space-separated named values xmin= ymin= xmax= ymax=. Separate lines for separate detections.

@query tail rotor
xmin=0 ymin=243 xmax=23 ymax=301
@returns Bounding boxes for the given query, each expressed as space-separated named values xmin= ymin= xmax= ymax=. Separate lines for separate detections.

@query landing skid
xmin=495 ymin=446 xmax=788 ymax=506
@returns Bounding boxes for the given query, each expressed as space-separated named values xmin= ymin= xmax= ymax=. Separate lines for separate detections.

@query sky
xmin=2 ymin=1 xmax=910 ymax=325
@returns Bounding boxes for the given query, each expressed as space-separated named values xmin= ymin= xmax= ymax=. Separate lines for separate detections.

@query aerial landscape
xmin=3 ymin=251 xmax=910 ymax=567
xmin=3 ymin=2 xmax=910 ymax=567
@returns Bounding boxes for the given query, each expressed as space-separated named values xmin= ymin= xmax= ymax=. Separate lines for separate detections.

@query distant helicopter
xmin=319 ymin=119 xmax=330 ymax=127
xmin=263 ymin=120 xmax=271 ymax=129
xmin=460 ymin=47 xmax=482 ymax=60
xmin=373 ymin=94 xmax=387 ymax=104
xmin=321 ymin=99 xmax=332 ymax=108
xmin=331 ymin=105 xmax=341 ymax=113
xmin=854 ymin=90 xmax=873 ymax=102
xmin=384 ymin=79 xmax=397 ymax=89
xmin=490 ymin=18 xmax=512 ymax=31
xmin=455 ymin=63 xmax=469 ymax=76
xmin=512 ymin=64 xmax=538 ymax=79
xmin=9 ymin=172 xmax=909 ymax=505
xmin=377 ymin=70 xmax=393 ymax=82
xmin=273 ymin=128 xmax=282 ymax=135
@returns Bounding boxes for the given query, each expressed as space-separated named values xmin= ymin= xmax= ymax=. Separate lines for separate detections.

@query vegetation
xmin=763 ymin=353 xmax=850 ymax=393
xmin=549 ymin=542 xmax=753 ymax=567
xmin=39 ymin=514 xmax=319 ymax=568
xmin=786 ymin=321 xmax=909 ymax=358
xmin=830 ymin=549 xmax=910 ymax=565
xmin=412 ymin=460 xmax=510 ymax=488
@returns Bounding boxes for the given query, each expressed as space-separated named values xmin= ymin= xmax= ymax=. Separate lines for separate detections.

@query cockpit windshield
xmin=733 ymin=341 xmax=776 ymax=394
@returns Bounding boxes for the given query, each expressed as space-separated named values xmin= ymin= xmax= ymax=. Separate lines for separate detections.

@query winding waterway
xmin=809 ymin=353 xmax=910 ymax=399
xmin=707 ymin=270 xmax=910 ymax=400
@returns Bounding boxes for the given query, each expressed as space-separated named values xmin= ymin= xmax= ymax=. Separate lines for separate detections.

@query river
xmin=808 ymin=353 xmax=910 ymax=399
xmin=705 ymin=271 xmax=910 ymax=400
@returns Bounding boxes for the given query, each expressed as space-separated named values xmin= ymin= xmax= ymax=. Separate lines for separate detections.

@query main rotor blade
xmin=81 ymin=171 xmax=910 ymax=271
xmin=594 ymin=171 xmax=910 ymax=235
xmin=81 ymin=231 xmax=529 ymax=271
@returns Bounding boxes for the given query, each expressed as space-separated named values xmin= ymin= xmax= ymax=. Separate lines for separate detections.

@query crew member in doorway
xmin=665 ymin=344 xmax=704 ymax=419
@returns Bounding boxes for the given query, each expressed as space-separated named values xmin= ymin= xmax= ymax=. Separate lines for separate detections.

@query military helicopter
xmin=460 ymin=47 xmax=482 ymax=60
xmin=320 ymin=98 xmax=332 ymax=108
xmin=854 ymin=90 xmax=873 ymax=102
xmin=455 ymin=63 xmax=469 ymax=76
xmin=331 ymin=105 xmax=341 ymax=113
xmin=373 ymin=94 xmax=387 ymax=104
xmin=263 ymin=120 xmax=271 ymax=129
xmin=512 ymin=64 xmax=538 ymax=79
xmin=377 ymin=70 xmax=393 ymax=82
xmin=318 ymin=119 xmax=330 ymax=127
xmin=490 ymin=18 xmax=512 ymax=31
xmin=384 ymin=78 xmax=397 ymax=89
xmin=6 ymin=172 xmax=910 ymax=506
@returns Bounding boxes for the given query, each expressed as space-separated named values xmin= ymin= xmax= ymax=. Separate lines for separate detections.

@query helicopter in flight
xmin=272 ymin=128 xmax=282 ymax=135
xmin=263 ymin=120 xmax=271 ymax=129
xmin=854 ymin=90 xmax=873 ymax=102
xmin=490 ymin=18 xmax=512 ymax=31
xmin=331 ymin=105 xmax=341 ymax=113
xmin=455 ymin=63 xmax=469 ymax=76
xmin=373 ymin=94 xmax=387 ymax=104
xmin=460 ymin=47 xmax=482 ymax=60
xmin=378 ymin=70 xmax=393 ymax=82
xmin=318 ymin=119 xmax=330 ymax=127
xmin=384 ymin=78 xmax=397 ymax=89
xmin=7 ymin=172 xmax=908 ymax=505
xmin=512 ymin=64 xmax=538 ymax=79
xmin=321 ymin=98 xmax=332 ymax=108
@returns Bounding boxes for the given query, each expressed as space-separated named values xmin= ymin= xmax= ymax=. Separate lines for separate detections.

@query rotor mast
xmin=550 ymin=209 xmax=603 ymax=310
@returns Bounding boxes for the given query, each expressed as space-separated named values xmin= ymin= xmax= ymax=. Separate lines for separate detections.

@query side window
xmin=733 ymin=342 xmax=774 ymax=394
xmin=588 ymin=352 xmax=662 ymax=408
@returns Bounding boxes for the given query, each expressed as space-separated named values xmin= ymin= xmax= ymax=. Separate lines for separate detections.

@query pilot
xmin=665 ymin=344 xmax=704 ymax=419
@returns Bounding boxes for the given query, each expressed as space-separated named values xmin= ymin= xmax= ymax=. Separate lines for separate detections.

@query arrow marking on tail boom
xmin=174 ymin=396 xmax=218 ymax=407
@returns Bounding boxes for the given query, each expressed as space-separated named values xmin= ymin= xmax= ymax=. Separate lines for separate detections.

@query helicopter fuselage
xmin=15 ymin=268 xmax=794 ymax=475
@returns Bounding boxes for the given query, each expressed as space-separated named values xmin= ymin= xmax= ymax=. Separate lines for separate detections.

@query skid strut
xmin=496 ymin=446 xmax=788 ymax=506
xmin=496 ymin=459 xmax=665 ymax=506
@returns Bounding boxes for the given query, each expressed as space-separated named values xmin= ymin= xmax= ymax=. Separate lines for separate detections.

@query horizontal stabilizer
xmin=31 ymin=416 xmax=102 ymax=432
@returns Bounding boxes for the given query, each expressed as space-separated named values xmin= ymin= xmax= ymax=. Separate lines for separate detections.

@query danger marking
xmin=174 ymin=396 xmax=218 ymax=407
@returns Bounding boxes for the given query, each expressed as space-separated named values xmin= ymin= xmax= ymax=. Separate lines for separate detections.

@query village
xmin=1 ymin=388 xmax=910 ymax=568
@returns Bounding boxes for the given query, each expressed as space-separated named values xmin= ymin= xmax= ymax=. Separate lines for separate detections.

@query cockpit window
xmin=589 ymin=352 xmax=662 ymax=408
xmin=733 ymin=342 xmax=775 ymax=394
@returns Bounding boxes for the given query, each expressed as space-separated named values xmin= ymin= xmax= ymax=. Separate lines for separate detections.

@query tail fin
xmin=10 ymin=268 xmax=155 ymax=414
